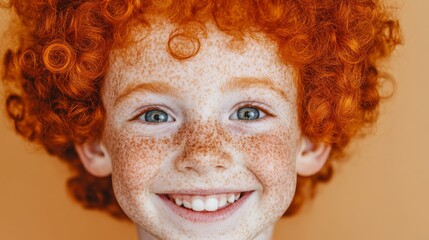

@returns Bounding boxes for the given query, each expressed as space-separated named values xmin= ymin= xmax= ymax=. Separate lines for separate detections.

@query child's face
xmin=101 ymin=20 xmax=301 ymax=239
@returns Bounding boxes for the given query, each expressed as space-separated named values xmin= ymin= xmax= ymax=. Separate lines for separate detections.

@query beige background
xmin=0 ymin=0 xmax=427 ymax=239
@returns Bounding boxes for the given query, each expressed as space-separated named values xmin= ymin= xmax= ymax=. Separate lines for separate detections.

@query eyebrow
xmin=115 ymin=77 xmax=289 ymax=106
xmin=221 ymin=77 xmax=289 ymax=101
xmin=114 ymin=81 xmax=179 ymax=106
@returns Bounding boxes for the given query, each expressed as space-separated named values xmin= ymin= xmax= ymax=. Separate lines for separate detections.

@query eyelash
xmin=131 ymin=102 xmax=274 ymax=123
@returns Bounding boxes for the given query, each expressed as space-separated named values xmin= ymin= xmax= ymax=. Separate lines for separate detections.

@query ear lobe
xmin=296 ymin=137 xmax=331 ymax=177
xmin=74 ymin=141 xmax=112 ymax=177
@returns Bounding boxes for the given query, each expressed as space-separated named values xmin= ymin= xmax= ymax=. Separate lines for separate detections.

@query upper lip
xmin=156 ymin=189 xmax=254 ymax=195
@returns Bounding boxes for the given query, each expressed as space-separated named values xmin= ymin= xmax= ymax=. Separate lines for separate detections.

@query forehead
xmin=103 ymin=19 xmax=294 ymax=103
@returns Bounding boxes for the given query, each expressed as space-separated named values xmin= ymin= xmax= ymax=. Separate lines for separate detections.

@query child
xmin=2 ymin=0 xmax=401 ymax=239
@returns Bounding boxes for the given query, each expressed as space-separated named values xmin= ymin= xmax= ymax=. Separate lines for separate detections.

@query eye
xmin=137 ymin=109 xmax=174 ymax=123
xmin=230 ymin=106 xmax=266 ymax=121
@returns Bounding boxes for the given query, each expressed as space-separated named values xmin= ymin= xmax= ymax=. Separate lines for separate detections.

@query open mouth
xmin=157 ymin=191 xmax=254 ymax=223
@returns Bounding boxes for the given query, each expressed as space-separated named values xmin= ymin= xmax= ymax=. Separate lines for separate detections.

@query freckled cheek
xmin=241 ymin=130 xmax=298 ymax=197
xmin=106 ymin=133 xmax=173 ymax=194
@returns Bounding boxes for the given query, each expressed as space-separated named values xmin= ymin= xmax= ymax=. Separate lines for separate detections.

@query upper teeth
xmin=168 ymin=193 xmax=242 ymax=212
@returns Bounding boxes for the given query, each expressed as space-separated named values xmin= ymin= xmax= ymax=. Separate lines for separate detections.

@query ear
xmin=74 ymin=140 xmax=112 ymax=177
xmin=296 ymin=137 xmax=331 ymax=177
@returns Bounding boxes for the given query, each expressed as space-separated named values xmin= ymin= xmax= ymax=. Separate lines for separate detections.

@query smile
xmin=166 ymin=192 xmax=244 ymax=211
xmin=157 ymin=191 xmax=254 ymax=223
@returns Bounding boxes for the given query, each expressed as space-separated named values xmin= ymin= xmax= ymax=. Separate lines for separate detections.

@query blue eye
xmin=231 ymin=106 xmax=266 ymax=121
xmin=139 ymin=109 xmax=172 ymax=123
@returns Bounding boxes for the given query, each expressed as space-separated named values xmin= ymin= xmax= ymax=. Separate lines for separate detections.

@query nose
xmin=175 ymin=150 xmax=233 ymax=175
xmin=174 ymin=124 xmax=233 ymax=175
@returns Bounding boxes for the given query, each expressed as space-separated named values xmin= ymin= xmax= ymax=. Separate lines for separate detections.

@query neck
xmin=137 ymin=224 xmax=275 ymax=240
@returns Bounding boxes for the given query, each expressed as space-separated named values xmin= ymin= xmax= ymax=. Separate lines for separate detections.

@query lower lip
xmin=157 ymin=191 xmax=254 ymax=223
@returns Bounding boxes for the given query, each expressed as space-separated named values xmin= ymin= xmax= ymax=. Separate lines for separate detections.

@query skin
xmin=100 ymin=19 xmax=303 ymax=240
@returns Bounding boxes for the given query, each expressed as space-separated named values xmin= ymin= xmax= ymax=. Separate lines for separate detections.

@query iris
xmin=237 ymin=107 xmax=260 ymax=120
xmin=144 ymin=110 xmax=169 ymax=122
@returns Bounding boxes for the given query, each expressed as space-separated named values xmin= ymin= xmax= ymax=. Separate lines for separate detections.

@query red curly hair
xmin=2 ymin=0 xmax=401 ymax=219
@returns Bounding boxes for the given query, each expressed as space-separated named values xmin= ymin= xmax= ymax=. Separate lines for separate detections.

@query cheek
xmin=240 ymin=128 xmax=299 ymax=199
xmin=103 ymin=127 xmax=173 ymax=198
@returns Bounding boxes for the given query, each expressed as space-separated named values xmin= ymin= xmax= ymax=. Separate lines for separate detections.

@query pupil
xmin=244 ymin=111 xmax=253 ymax=119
